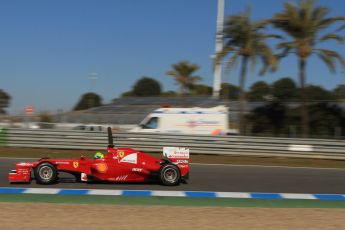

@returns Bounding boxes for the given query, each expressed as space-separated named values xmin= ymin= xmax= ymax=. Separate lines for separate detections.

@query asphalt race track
xmin=1 ymin=158 xmax=345 ymax=194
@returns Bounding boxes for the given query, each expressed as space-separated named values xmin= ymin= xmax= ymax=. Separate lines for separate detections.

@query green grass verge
xmin=1 ymin=194 xmax=345 ymax=208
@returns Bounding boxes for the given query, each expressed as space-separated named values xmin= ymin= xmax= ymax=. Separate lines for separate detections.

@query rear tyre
xmin=34 ymin=162 xmax=58 ymax=185
xmin=159 ymin=164 xmax=181 ymax=186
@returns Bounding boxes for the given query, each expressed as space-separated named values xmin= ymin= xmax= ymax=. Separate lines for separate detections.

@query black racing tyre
xmin=34 ymin=162 xmax=58 ymax=185
xmin=159 ymin=164 xmax=181 ymax=186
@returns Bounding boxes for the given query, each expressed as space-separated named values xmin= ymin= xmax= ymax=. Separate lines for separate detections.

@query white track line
xmin=23 ymin=188 xmax=61 ymax=194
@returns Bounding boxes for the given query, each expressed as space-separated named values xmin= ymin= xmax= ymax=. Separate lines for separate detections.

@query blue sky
xmin=1 ymin=0 xmax=344 ymax=114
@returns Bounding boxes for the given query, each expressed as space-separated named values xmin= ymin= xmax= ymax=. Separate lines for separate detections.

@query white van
xmin=131 ymin=106 xmax=236 ymax=135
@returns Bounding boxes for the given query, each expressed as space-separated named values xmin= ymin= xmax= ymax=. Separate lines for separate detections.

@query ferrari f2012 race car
xmin=8 ymin=128 xmax=189 ymax=186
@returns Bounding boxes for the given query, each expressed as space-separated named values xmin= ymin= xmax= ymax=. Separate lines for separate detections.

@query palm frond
xmin=166 ymin=70 xmax=177 ymax=77
xmin=223 ymin=53 xmax=240 ymax=76
xmin=315 ymin=48 xmax=345 ymax=73
xmin=277 ymin=41 xmax=298 ymax=49
xmin=336 ymin=24 xmax=345 ymax=32
xmin=214 ymin=46 xmax=236 ymax=65
xmin=257 ymin=44 xmax=278 ymax=75
xmin=219 ymin=9 xmax=278 ymax=78
xmin=276 ymin=41 xmax=298 ymax=58
xmin=166 ymin=61 xmax=202 ymax=93
xmin=252 ymin=19 xmax=269 ymax=29
xmin=299 ymin=0 xmax=315 ymax=21
xmin=312 ymin=5 xmax=329 ymax=22
xmin=189 ymin=76 xmax=202 ymax=83
xmin=260 ymin=34 xmax=284 ymax=40
xmin=275 ymin=2 xmax=301 ymax=33
xmin=272 ymin=0 xmax=344 ymax=64
xmin=318 ymin=16 xmax=345 ymax=29
xmin=319 ymin=33 xmax=345 ymax=43
xmin=316 ymin=51 xmax=336 ymax=73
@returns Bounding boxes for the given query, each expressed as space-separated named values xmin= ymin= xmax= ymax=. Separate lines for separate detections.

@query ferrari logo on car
xmin=118 ymin=150 xmax=125 ymax=158
xmin=73 ymin=161 xmax=79 ymax=168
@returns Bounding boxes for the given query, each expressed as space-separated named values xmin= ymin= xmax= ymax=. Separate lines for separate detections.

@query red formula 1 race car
xmin=8 ymin=128 xmax=189 ymax=186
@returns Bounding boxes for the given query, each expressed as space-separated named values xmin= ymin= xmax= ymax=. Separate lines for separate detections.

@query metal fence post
xmin=0 ymin=128 xmax=7 ymax=147
xmin=289 ymin=125 xmax=296 ymax=138
xmin=334 ymin=127 xmax=342 ymax=139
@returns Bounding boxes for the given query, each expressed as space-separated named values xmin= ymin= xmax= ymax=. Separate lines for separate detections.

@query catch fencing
xmin=3 ymin=128 xmax=345 ymax=160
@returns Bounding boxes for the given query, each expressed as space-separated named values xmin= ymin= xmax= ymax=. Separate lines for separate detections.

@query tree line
xmin=119 ymin=0 xmax=344 ymax=138
xmin=215 ymin=0 xmax=344 ymax=137
xmin=118 ymin=76 xmax=345 ymax=102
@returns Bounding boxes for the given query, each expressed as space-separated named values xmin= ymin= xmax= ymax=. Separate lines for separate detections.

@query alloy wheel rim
xmin=39 ymin=166 xmax=53 ymax=181
xmin=164 ymin=168 xmax=177 ymax=182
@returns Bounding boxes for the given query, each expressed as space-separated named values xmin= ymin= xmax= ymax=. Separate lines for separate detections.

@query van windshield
xmin=142 ymin=117 xmax=158 ymax=129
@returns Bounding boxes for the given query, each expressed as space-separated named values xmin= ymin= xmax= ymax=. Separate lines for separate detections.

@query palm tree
xmin=216 ymin=10 xmax=278 ymax=135
xmin=271 ymin=0 xmax=345 ymax=137
xmin=166 ymin=61 xmax=202 ymax=95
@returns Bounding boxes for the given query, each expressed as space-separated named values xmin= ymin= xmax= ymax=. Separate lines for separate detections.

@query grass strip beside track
xmin=1 ymin=147 xmax=345 ymax=169
xmin=1 ymin=194 xmax=345 ymax=208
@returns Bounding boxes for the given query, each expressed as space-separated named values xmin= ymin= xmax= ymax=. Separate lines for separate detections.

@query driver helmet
xmin=94 ymin=152 xmax=104 ymax=159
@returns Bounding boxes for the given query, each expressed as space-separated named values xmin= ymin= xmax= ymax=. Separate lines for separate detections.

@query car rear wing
xmin=163 ymin=147 xmax=189 ymax=177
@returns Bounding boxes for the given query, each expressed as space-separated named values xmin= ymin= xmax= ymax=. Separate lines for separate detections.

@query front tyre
xmin=159 ymin=164 xmax=181 ymax=186
xmin=34 ymin=162 xmax=58 ymax=184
